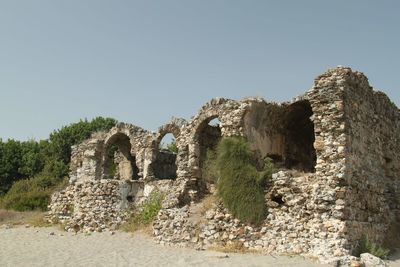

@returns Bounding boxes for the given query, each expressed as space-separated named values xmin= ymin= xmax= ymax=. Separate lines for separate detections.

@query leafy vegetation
xmin=122 ymin=191 xmax=164 ymax=232
xmin=166 ymin=139 xmax=178 ymax=154
xmin=354 ymin=236 xmax=390 ymax=259
xmin=0 ymin=140 xmax=44 ymax=195
xmin=160 ymin=138 xmax=178 ymax=154
xmin=0 ymin=117 xmax=117 ymax=211
xmin=214 ymin=136 xmax=274 ymax=225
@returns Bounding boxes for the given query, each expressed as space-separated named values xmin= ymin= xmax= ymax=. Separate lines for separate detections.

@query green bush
xmin=122 ymin=191 xmax=164 ymax=232
xmin=0 ymin=178 xmax=51 ymax=211
xmin=136 ymin=191 xmax=164 ymax=225
xmin=354 ymin=236 xmax=390 ymax=259
xmin=259 ymin=157 xmax=276 ymax=186
xmin=215 ymin=137 xmax=273 ymax=225
xmin=0 ymin=116 xmax=117 ymax=210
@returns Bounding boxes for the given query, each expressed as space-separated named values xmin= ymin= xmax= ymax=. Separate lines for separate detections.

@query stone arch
xmin=187 ymin=98 xmax=243 ymax=184
xmin=150 ymin=118 xmax=187 ymax=180
xmin=283 ymin=100 xmax=316 ymax=172
xmin=192 ymin=114 xmax=223 ymax=184
xmin=103 ymin=131 xmax=139 ymax=180
xmin=155 ymin=118 xmax=185 ymax=145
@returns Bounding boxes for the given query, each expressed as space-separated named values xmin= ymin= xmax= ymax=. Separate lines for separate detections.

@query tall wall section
xmin=340 ymin=68 xmax=400 ymax=248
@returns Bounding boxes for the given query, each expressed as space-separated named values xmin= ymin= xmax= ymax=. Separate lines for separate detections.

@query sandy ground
xmin=0 ymin=226 xmax=329 ymax=267
xmin=1 ymin=226 xmax=399 ymax=267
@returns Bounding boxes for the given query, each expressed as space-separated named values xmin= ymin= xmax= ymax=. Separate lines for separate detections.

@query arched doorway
xmin=103 ymin=132 xmax=139 ymax=180
xmin=195 ymin=117 xmax=222 ymax=185
xmin=153 ymin=133 xmax=178 ymax=180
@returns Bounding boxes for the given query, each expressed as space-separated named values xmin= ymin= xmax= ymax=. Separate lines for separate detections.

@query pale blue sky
xmin=1 ymin=0 xmax=399 ymax=140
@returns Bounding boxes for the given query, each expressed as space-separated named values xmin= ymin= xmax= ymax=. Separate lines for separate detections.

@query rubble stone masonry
xmin=47 ymin=67 xmax=399 ymax=264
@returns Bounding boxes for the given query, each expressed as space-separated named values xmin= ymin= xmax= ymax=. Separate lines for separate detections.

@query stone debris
xmin=360 ymin=253 xmax=388 ymax=267
xmin=47 ymin=67 xmax=400 ymax=264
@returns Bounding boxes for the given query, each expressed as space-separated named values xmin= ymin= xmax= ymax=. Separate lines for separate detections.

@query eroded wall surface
xmin=341 ymin=69 xmax=400 ymax=248
xmin=48 ymin=67 xmax=400 ymax=264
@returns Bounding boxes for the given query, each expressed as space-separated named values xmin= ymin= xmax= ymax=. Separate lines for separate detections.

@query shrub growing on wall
xmin=122 ymin=191 xmax=164 ymax=232
xmin=216 ymin=136 xmax=272 ymax=225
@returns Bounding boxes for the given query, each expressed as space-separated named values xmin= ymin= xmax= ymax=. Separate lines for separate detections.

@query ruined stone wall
xmin=48 ymin=179 xmax=175 ymax=233
xmin=69 ymin=133 xmax=105 ymax=183
xmin=341 ymin=69 xmax=400 ymax=248
xmin=243 ymin=99 xmax=316 ymax=172
xmin=301 ymin=68 xmax=350 ymax=260
xmin=180 ymin=98 xmax=250 ymax=181
xmin=243 ymin=100 xmax=286 ymax=161
xmin=146 ymin=117 xmax=187 ymax=181
xmin=48 ymin=66 xmax=400 ymax=264
xmin=48 ymin=180 xmax=129 ymax=232
xmin=102 ymin=123 xmax=152 ymax=180
xmin=154 ymin=170 xmax=322 ymax=253
xmin=153 ymin=68 xmax=353 ymax=263
xmin=152 ymin=150 xmax=177 ymax=180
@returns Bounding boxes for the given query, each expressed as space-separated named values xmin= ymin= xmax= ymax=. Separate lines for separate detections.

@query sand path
xmin=0 ymin=226 xmax=327 ymax=267
xmin=1 ymin=226 xmax=399 ymax=267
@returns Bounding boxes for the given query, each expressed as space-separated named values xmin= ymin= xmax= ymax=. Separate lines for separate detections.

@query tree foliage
xmin=0 ymin=117 xmax=117 ymax=210
xmin=48 ymin=117 xmax=117 ymax=164
xmin=166 ymin=139 xmax=178 ymax=154
xmin=160 ymin=138 xmax=178 ymax=154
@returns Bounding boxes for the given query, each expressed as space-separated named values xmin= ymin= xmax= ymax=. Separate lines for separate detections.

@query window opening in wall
xmin=153 ymin=133 xmax=178 ymax=180
xmin=284 ymin=101 xmax=317 ymax=172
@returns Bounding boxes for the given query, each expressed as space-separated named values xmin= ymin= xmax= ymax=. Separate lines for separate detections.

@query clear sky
xmin=1 ymin=0 xmax=399 ymax=141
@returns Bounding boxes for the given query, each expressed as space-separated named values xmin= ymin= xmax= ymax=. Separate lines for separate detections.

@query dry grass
xmin=210 ymin=240 xmax=249 ymax=254
xmin=28 ymin=213 xmax=52 ymax=227
xmin=120 ymin=220 xmax=153 ymax=234
xmin=200 ymin=194 xmax=217 ymax=215
xmin=0 ymin=209 xmax=50 ymax=227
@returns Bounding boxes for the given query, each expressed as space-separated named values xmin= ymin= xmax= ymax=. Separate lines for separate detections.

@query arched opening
xmin=103 ymin=133 xmax=139 ymax=180
xmin=284 ymin=100 xmax=316 ymax=172
xmin=197 ymin=117 xmax=222 ymax=187
xmin=153 ymin=133 xmax=178 ymax=180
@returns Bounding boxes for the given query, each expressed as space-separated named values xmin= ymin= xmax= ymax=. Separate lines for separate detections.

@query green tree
xmin=0 ymin=116 xmax=117 ymax=209
xmin=166 ymin=139 xmax=178 ymax=153
xmin=19 ymin=140 xmax=45 ymax=177
xmin=48 ymin=117 xmax=117 ymax=164
xmin=0 ymin=139 xmax=23 ymax=195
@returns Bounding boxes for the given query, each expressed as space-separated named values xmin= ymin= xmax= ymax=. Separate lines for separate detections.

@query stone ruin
xmin=48 ymin=67 xmax=400 ymax=264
